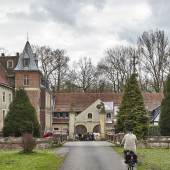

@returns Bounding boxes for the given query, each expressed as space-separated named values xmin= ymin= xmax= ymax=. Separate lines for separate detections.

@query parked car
xmin=43 ymin=131 xmax=53 ymax=138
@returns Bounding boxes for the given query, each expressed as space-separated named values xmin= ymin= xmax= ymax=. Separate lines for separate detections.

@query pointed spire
xmin=14 ymin=40 xmax=39 ymax=71
xmin=27 ymin=32 xmax=29 ymax=42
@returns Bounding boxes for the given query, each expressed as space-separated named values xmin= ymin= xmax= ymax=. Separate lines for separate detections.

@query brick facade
xmin=0 ymin=41 xmax=52 ymax=134
xmin=15 ymin=71 xmax=42 ymax=122
xmin=0 ymin=53 xmax=19 ymax=87
xmin=15 ymin=71 xmax=41 ymax=88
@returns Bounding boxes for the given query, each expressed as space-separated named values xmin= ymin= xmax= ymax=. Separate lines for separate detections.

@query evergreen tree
xmin=3 ymin=89 xmax=40 ymax=137
xmin=117 ymin=73 xmax=149 ymax=139
xmin=159 ymin=74 xmax=170 ymax=136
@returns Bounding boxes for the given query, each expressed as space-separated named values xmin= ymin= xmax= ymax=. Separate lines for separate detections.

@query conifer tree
xmin=3 ymin=89 xmax=40 ymax=137
xmin=159 ymin=74 xmax=170 ymax=136
xmin=117 ymin=73 xmax=149 ymax=139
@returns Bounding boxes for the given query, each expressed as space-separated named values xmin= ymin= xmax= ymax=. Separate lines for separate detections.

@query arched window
xmin=106 ymin=113 xmax=111 ymax=119
xmin=88 ymin=113 xmax=92 ymax=119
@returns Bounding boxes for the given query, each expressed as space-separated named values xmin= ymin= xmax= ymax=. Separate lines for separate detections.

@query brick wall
xmin=15 ymin=71 xmax=41 ymax=88
xmin=0 ymin=55 xmax=19 ymax=87
xmin=15 ymin=71 xmax=41 ymax=122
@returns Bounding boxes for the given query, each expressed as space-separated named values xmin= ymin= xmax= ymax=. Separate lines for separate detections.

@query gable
xmin=75 ymin=99 xmax=102 ymax=123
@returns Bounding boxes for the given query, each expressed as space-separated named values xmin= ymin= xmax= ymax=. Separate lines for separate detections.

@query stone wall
xmin=0 ymin=136 xmax=67 ymax=149
xmin=107 ymin=134 xmax=170 ymax=148
xmin=146 ymin=136 xmax=170 ymax=148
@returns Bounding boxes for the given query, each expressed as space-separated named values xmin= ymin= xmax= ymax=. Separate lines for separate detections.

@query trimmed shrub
xmin=22 ymin=133 xmax=36 ymax=153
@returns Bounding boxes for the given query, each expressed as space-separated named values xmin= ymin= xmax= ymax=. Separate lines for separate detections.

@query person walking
xmin=121 ymin=129 xmax=137 ymax=153
xmin=121 ymin=129 xmax=138 ymax=165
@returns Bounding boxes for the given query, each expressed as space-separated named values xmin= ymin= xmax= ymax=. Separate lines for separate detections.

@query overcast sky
xmin=0 ymin=0 xmax=169 ymax=63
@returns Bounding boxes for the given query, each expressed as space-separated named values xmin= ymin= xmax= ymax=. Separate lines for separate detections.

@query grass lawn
xmin=113 ymin=146 xmax=170 ymax=170
xmin=0 ymin=150 xmax=63 ymax=170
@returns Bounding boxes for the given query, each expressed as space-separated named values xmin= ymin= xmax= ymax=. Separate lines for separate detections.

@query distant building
xmin=53 ymin=92 xmax=163 ymax=139
xmin=0 ymin=41 xmax=52 ymax=134
xmin=0 ymin=41 xmax=164 ymax=138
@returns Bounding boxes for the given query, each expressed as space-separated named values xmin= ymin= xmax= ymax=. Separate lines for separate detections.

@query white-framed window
xmin=23 ymin=58 xmax=30 ymax=67
xmin=88 ymin=113 xmax=92 ymax=119
xmin=2 ymin=92 xmax=5 ymax=102
xmin=9 ymin=93 xmax=12 ymax=103
xmin=23 ymin=75 xmax=30 ymax=86
xmin=7 ymin=60 xmax=13 ymax=69
xmin=2 ymin=110 xmax=5 ymax=126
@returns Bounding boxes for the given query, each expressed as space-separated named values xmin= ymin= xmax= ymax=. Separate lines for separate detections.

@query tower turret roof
xmin=14 ymin=41 xmax=39 ymax=71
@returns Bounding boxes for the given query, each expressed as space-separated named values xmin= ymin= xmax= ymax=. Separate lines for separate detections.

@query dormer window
xmin=35 ymin=60 xmax=38 ymax=66
xmin=7 ymin=60 xmax=13 ymax=69
xmin=23 ymin=58 xmax=30 ymax=67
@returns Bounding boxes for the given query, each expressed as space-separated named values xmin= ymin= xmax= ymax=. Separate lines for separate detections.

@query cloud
xmin=0 ymin=0 xmax=169 ymax=63
xmin=149 ymin=0 xmax=170 ymax=28
xmin=4 ymin=0 xmax=106 ymax=25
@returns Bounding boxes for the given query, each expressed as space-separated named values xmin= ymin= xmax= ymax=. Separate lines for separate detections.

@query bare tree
xmin=68 ymin=57 xmax=98 ymax=92
xmin=33 ymin=46 xmax=69 ymax=91
xmin=98 ymin=46 xmax=139 ymax=92
xmin=50 ymin=49 xmax=69 ymax=91
xmin=138 ymin=30 xmax=170 ymax=92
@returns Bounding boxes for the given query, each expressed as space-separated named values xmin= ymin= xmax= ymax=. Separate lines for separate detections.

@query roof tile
xmin=54 ymin=92 xmax=163 ymax=112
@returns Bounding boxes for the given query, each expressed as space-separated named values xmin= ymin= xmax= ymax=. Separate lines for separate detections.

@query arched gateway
xmin=75 ymin=125 xmax=87 ymax=135
xmin=93 ymin=125 xmax=101 ymax=133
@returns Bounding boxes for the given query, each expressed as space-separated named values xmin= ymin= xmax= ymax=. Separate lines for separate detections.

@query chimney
xmin=1 ymin=53 xmax=5 ymax=57
xmin=16 ymin=52 xmax=19 ymax=57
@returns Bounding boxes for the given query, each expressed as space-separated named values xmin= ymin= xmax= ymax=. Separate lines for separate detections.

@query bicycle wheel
xmin=128 ymin=166 xmax=133 ymax=170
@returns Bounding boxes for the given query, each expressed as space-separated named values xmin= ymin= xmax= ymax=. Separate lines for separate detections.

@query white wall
xmin=0 ymin=85 xmax=13 ymax=131
xmin=45 ymin=91 xmax=52 ymax=130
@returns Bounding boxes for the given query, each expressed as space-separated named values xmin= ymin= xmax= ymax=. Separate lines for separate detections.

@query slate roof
xmin=54 ymin=92 xmax=163 ymax=112
xmin=14 ymin=41 xmax=39 ymax=71
xmin=150 ymin=106 xmax=161 ymax=122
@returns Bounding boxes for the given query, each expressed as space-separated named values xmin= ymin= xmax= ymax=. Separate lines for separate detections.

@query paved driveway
xmin=58 ymin=141 xmax=127 ymax=170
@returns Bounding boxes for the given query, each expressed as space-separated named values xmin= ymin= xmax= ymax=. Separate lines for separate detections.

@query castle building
xmin=0 ymin=41 xmax=164 ymax=138
xmin=0 ymin=41 xmax=52 ymax=133
xmin=53 ymin=92 xmax=163 ymax=139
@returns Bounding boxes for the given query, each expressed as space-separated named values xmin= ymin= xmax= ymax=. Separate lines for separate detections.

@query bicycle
xmin=124 ymin=150 xmax=137 ymax=170
xmin=127 ymin=156 xmax=135 ymax=170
